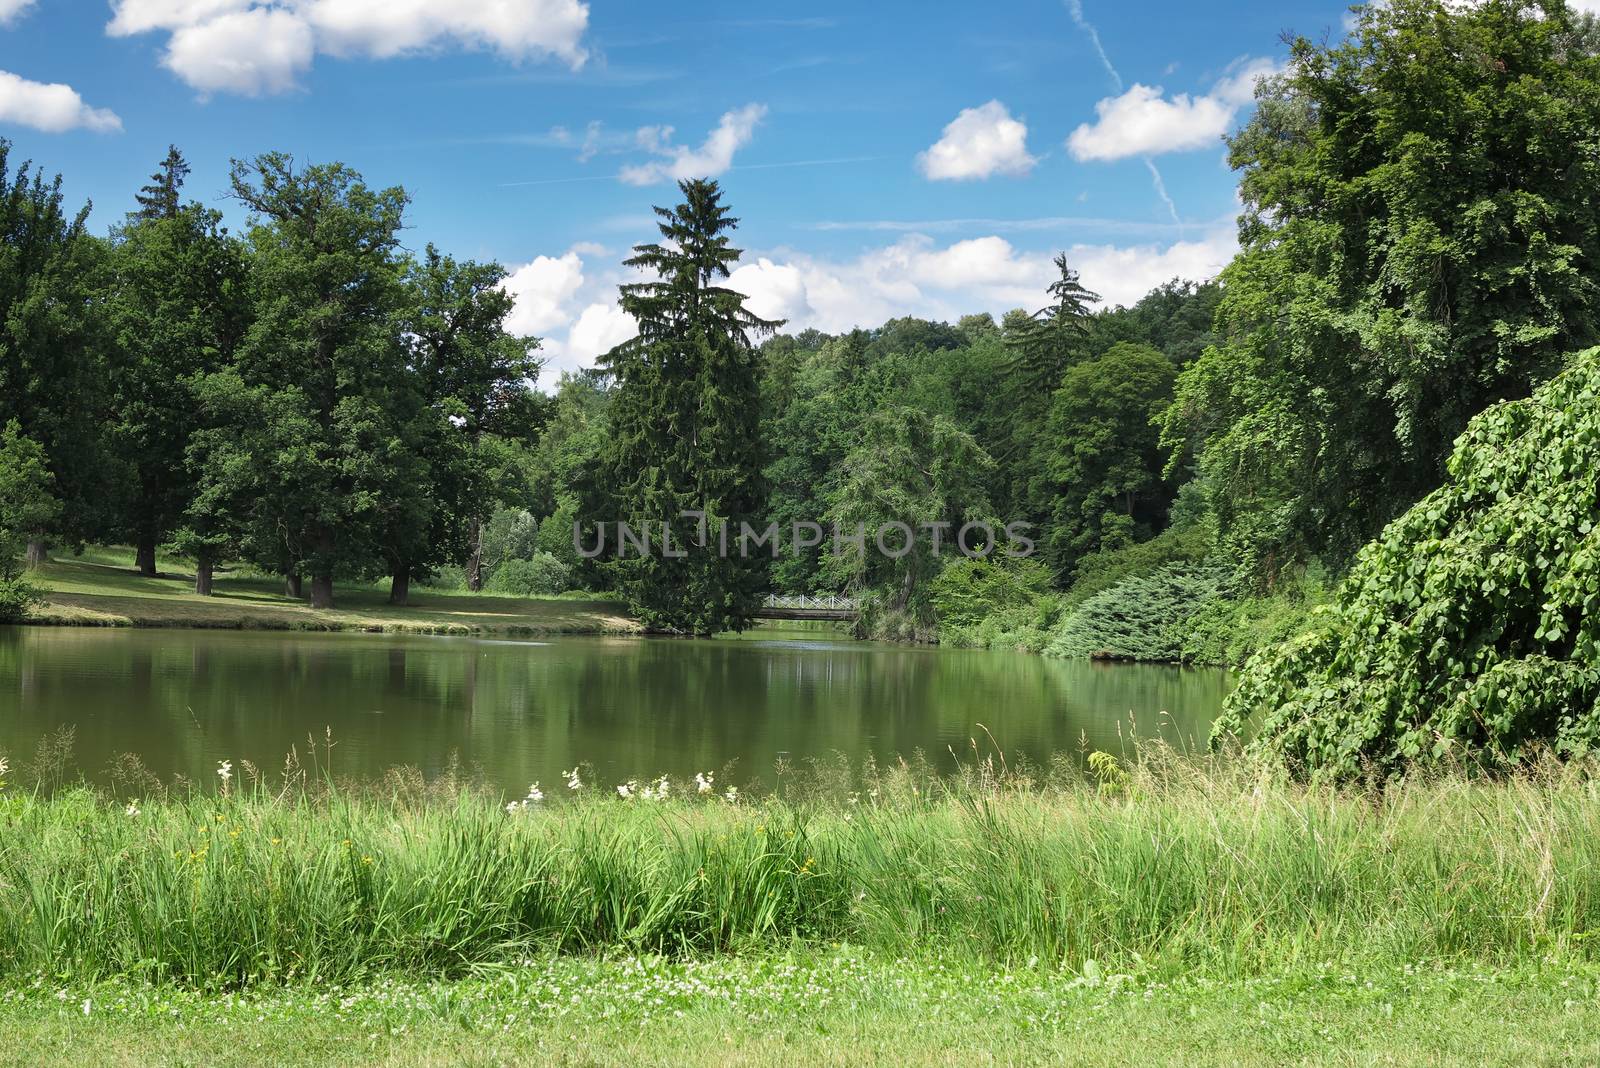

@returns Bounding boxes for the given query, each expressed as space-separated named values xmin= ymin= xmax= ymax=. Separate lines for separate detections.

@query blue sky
xmin=0 ymin=0 xmax=1351 ymax=378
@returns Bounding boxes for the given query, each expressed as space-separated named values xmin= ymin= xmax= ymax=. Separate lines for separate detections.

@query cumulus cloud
xmin=728 ymin=230 xmax=1238 ymax=334
xmin=0 ymin=70 xmax=123 ymax=133
xmin=619 ymin=104 xmax=766 ymax=186
xmin=505 ymin=229 xmax=1237 ymax=383
xmin=917 ymin=100 xmax=1036 ymax=181
xmin=0 ymin=0 xmax=36 ymax=26
xmin=107 ymin=0 xmax=589 ymax=96
xmin=502 ymin=251 xmax=586 ymax=336
xmin=1067 ymin=57 xmax=1280 ymax=162
xmin=162 ymin=8 xmax=314 ymax=96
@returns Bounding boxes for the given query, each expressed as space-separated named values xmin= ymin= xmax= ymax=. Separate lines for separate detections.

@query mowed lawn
xmin=3 ymin=957 xmax=1597 ymax=1067
xmin=25 ymin=548 xmax=637 ymax=637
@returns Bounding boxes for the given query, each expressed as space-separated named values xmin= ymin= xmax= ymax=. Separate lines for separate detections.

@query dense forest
xmin=5 ymin=1 xmax=1600 ymax=772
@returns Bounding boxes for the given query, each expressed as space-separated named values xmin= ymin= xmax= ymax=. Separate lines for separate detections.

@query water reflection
xmin=0 ymin=626 xmax=1232 ymax=792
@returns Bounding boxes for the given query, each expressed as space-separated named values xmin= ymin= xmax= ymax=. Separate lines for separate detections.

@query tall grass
xmin=2 ymin=744 xmax=1599 ymax=987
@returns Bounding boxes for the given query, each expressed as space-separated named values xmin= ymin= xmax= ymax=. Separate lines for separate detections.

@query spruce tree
xmin=1003 ymin=253 xmax=1100 ymax=537
xmin=598 ymin=178 xmax=779 ymax=633
xmin=134 ymin=146 xmax=189 ymax=221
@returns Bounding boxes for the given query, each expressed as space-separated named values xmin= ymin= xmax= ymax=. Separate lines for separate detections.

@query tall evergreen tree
xmin=134 ymin=146 xmax=189 ymax=222
xmin=1004 ymin=253 xmax=1100 ymax=399
xmin=597 ymin=178 xmax=779 ymax=633
xmin=1003 ymin=254 xmax=1100 ymax=538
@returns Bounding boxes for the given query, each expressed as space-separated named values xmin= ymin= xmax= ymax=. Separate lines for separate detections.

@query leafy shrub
xmin=1062 ymin=509 xmax=1215 ymax=610
xmin=1045 ymin=564 xmax=1229 ymax=662
xmin=930 ymin=556 xmax=1055 ymax=630
xmin=1218 ymin=348 xmax=1600 ymax=777
xmin=481 ymin=508 xmax=541 ymax=574
xmin=1181 ymin=564 xmax=1329 ymax=667
xmin=485 ymin=553 xmax=572 ymax=597
xmin=0 ymin=576 xmax=40 ymax=624
xmin=0 ymin=421 xmax=57 ymax=622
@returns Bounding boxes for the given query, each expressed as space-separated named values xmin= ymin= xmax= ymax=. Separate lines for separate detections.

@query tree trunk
xmin=25 ymin=540 xmax=46 ymax=569
xmin=310 ymin=572 xmax=335 ymax=609
xmin=135 ymin=537 xmax=157 ymax=577
xmin=285 ymin=571 xmax=303 ymax=598
xmin=194 ymin=554 xmax=214 ymax=596
xmin=389 ymin=569 xmax=410 ymax=606
xmin=466 ymin=516 xmax=484 ymax=592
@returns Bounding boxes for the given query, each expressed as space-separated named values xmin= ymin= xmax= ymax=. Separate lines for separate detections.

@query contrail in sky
xmin=1064 ymin=0 xmax=1183 ymax=228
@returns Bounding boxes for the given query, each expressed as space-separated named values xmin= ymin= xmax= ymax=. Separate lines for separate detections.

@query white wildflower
xmin=217 ymin=760 xmax=232 ymax=784
xmin=723 ymin=785 xmax=739 ymax=804
xmin=0 ymin=756 xmax=9 ymax=778
xmin=694 ymin=772 xmax=714 ymax=795
xmin=125 ymin=801 xmax=141 ymax=818
xmin=650 ymin=775 xmax=670 ymax=800
xmin=564 ymin=767 xmax=582 ymax=791
xmin=617 ymin=780 xmax=636 ymax=799
xmin=524 ymin=782 xmax=544 ymax=804
xmin=505 ymin=801 xmax=520 ymax=814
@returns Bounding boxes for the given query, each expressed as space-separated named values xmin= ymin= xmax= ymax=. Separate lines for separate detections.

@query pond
xmin=0 ymin=625 xmax=1232 ymax=793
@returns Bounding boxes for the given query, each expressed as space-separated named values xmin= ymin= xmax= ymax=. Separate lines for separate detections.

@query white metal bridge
xmin=756 ymin=594 xmax=860 ymax=621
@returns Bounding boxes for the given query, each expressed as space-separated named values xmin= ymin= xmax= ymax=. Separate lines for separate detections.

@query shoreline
xmin=20 ymin=553 xmax=641 ymax=639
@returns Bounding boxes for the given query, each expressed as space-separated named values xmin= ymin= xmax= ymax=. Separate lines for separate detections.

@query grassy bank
xmin=4 ymin=956 xmax=1596 ymax=1066
xmin=23 ymin=548 xmax=637 ymax=637
xmin=4 ymin=749 xmax=1600 ymax=985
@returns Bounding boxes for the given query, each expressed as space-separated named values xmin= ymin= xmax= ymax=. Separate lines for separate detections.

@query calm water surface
xmin=0 ymin=625 xmax=1232 ymax=792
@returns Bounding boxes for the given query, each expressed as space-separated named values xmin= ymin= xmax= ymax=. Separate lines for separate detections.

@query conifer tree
xmin=134 ymin=146 xmax=189 ymax=221
xmin=597 ymin=178 xmax=779 ymax=633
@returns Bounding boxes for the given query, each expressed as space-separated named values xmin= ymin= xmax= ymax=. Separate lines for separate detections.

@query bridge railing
xmin=761 ymin=594 xmax=859 ymax=612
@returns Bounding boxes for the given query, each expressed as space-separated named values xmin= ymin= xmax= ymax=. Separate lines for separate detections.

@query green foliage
xmin=0 ymin=140 xmax=116 ymax=549
xmin=597 ymin=179 xmax=777 ymax=633
xmin=484 ymin=552 xmax=572 ymax=597
xmin=929 ymin=556 xmax=1055 ymax=631
xmin=1165 ymin=0 xmax=1600 ymax=578
xmin=823 ymin=406 xmax=996 ymax=636
xmin=5 ymin=756 xmax=1600 ymax=983
xmin=930 ymin=556 xmax=1060 ymax=650
xmin=1218 ymin=347 xmax=1600 ymax=777
xmin=1181 ymin=565 xmax=1330 ymax=668
xmin=107 ymin=161 xmax=250 ymax=570
xmin=1041 ymin=341 xmax=1178 ymax=573
xmin=0 ymin=421 xmax=56 ymax=620
xmin=1046 ymin=564 xmax=1229 ymax=662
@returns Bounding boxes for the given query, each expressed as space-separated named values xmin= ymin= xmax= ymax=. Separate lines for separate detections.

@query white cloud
xmin=508 ymin=228 xmax=1236 ymax=383
xmin=917 ymin=100 xmax=1036 ymax=181
xmin=1067 ymin=57 xmax=1280 ymax=162
xmin=0 ymin=70 xmax=123 ymax=133
xmin=502 ymin=251 xmax=586 ymax=336
xmin=0 ymin=0 xmax=36 ymax=26
xmin=564 ymin=302 xmax=636 ymax=364
xmin=727 ymin=229 xmax=1238 ymax=333
xmin=619 ymin=103 xmax=766 ymax=186
xmin=298 ymin=0 xmax=588 ymax=64
xmin=162 ymin=8 xmax=314 ymax=96
xmin=107 ymin=0 xmax=589 ymax=96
